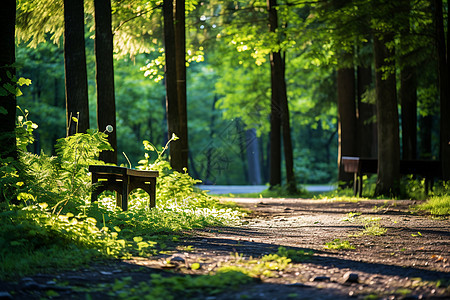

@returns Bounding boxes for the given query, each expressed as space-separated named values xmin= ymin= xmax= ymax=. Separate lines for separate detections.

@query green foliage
xmin=98 ymin=271 xmax=254 ymax=300
xmin=1 ymin=112 xmax=245 ymax=279
xmin=0 ymin=70 xmax=31 ymax=97
xmin=415 ymin=195 xmax=450 ymax=216
xmin=14 ymin=0 xmax=442 ymax=188
xmin=361 ymin=217 xmax=388 ymax=236
xmin=324 ymin=239 xmax=355 ymax=250
xmin=0 ymin=157 xmax=22 ymax=205
xmin=16 ymin=128 xmax=112 ymax=214
xmin=0 ymin=207 xmax=130 ymax=279
xmin=276 ymin=246 xmax=314 ymax=263
xmin=342 ymin=212 xmax=388 ymax=237
xmin=0 ymin=106 xmax=38 ymax=203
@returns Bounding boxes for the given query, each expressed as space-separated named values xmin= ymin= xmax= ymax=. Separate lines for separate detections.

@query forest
xmin=2 ymin=0 xmax=446 ymax=192
xmin=0 ymin=0 xmax=449 ymax=298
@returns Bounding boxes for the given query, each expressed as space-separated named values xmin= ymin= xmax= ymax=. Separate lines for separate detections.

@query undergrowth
xmin=0 ymin=113 xmax=244 ymax=280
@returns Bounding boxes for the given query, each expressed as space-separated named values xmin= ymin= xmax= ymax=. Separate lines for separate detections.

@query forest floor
xmin=1 ymin=197 xmax=449 ymax=299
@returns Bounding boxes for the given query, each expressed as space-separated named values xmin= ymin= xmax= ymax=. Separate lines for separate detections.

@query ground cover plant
xmin=1 ymin=110 xmax=449 ymax=299
xmin=0 ymin=115 xmax=244 ymax=280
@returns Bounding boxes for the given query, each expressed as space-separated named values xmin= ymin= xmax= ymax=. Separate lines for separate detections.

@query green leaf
xmin=16 ymin=88 xmax=23 ymax=97
xmin=0 ymin=106 xmax=7 ymax=115
xmin=17 ymin=77 xmax=32 ymax=86
xmin=133 ymin=236 xmax=143 ymax=243
xmin=3 ymin=83 xmax=16 ymax=95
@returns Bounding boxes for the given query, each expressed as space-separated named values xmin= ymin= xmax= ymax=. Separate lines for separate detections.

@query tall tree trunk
xmin=94 ymin=0 xmax=117 ymax=164
xmin=399 ymin=0 xmax=417 ymax=161
xmin=373 ymin=34 xmax=400 ymax=196
xmin=267 ymin=0 xmax=296 ymax=192
xmin=357 ymin=65 xmax=377 ymax=158
xmin=0 ymin=0 xmax=17 ymax=163
xmin=399 ymin=65 xmax=417 ymax=160
xmin=268 ymin=0 xmax=282 ymax=188
xmin=174 ymin=0 xmax=189 ymax=172
xmin=337 ymin=64 xmax=357 ymax=187
xmin=163 ymin=0 xmax=182 ymax=171
xmin=433 ymin=0 xmax=450 ymax=180
xmin=280 ymin=54 xmax=297 ymax=193
xmin=64 ymin=0 xmax=90 ymax=136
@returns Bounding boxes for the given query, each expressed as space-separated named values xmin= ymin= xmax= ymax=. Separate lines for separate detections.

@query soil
xmin=1 ymin=198 xmax=449 ymax=299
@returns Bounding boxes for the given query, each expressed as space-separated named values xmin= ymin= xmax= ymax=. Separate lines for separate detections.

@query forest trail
xmin=2 ymin=198 xmax=449 ymax=299
xmin=179 ymin=198 xmax=450 ymax=299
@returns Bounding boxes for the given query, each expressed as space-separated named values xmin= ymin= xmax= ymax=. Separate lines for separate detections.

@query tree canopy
xmin=9 ymin=0 xmax=446 ymax=192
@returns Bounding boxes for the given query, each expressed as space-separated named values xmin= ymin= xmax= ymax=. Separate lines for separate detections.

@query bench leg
xmin=91 ymin=174 xmax=100 ymax=205
xmin=120 ymin=176 xmax=129 ymax=211
xmin=358 ymin=174 xmax=363 ymax=197
xmin=149 ymin=178 xmax=156 ymax=208
xmin=353 ymin=173 xmax=358 ymax=196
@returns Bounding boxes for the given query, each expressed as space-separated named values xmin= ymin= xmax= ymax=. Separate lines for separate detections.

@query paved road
xmin=197 ymin=184 xmax=336 ymax=195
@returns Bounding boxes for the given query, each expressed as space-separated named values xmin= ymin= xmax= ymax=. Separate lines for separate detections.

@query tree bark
xmin=433 ymin=0 xmax=450 ymax=180
xmin=94 ymin=0 xmax=117 ymax=164
xmin=0 ymin=0 xmax=17 ymax=162
xmin=373 ymin=34 xmax=400 ymax=196
xmin=268 ymin=0 xmax=282 ymax=188
xmin=280 ymin=54 xmax=297 ymax=193
xmin=267 ymin=0 xmax=296 ymax=192
xmin=174 ymin=0 xmax=189 ymax=172
xmin=163 ymin=0 xmax=182 ymax=171
xmin=337 ymin=65 xmax=357 ymax=187
xmin=399 ymin=65 xmax=417 ymax=160
xmin=64 ymin=0 xmax=90 ymax=136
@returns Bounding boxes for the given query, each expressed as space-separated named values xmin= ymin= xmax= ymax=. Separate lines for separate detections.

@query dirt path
xmin=2 ymin=198 xmax=449 ymax=299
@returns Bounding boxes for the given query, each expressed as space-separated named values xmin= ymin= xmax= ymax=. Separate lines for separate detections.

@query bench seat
xmin=341 ymin=157 xmax=441 ymax=196
xmin=89 ymin=165 xmax=159 ymax=211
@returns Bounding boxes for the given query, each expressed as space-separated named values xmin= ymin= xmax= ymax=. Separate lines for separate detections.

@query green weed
xmin=324 ymin=239 xmax=355 ymax=250
xmin=343 ymin=213 xmax=387 ymax=237
xmin=276 ymin=246 xmax=314 ymax=262
xmin=340 ymin=211 xmax=362 ymax=222
xmin=361 ymin=217 xmax=387 ymax=236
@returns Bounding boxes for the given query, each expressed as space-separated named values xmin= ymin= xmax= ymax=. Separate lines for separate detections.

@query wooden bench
xmin=341 ymin=156 xmax=441 ymax=196
xmin=89 ymin=165 xmax=159 ymax=211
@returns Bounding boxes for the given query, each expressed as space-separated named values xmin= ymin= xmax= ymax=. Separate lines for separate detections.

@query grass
xmin=341 ymin=213 xmax=388 ymax=237
xmin=0 ymin=192 xmax=245 ymax=280
xmin=323 ymin=238 xmax=355 ymax=250
xmin=415 ymin=195 xmax=450 ymax=216
xmin=361 ymin=218 xmax=388 ymax=236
